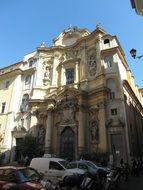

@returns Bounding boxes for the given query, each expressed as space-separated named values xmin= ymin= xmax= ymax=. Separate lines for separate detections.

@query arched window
xmin=107 ymin=79 xmax=116 ymax=100
xmin=104 ymin=38 xmax=110 ymax=48
xmin=104 ymin=39 xmax=110 ymax=44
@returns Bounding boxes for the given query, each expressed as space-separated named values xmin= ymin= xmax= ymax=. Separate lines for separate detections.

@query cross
xmin=96 ymin=23 xmax=101 ymax=28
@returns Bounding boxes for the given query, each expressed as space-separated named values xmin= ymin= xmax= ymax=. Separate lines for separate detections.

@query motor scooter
xmin=80 ymin=171 xmax=102 ymax=190
xmin=104 ymin=166 xmax=121 ymax=190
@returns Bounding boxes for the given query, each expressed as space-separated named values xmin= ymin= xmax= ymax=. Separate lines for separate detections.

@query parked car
xmin=71 ymin=160 xmax=110 ymax=179
xmin=0 ymin=166 xmax=46 ymax=190
xmin=30 ymin=157 xmax=85 ymax=183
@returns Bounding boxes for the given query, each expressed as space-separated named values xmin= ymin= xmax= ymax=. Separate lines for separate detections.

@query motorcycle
xmin=120 ymin=163 xmax=130 ymax=181
xmin=41 ymin=179 xmax=60 ymax=190
xmin=80 ymin=171 xmax=104 ymax=190
xmin=104 ymin=166 xmax=121 ymax=190
xmin=60 ymin=174 xmax=84 ymax=190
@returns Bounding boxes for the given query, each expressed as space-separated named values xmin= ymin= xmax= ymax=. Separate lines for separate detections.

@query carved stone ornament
xmin=42 ymin=58 xmax=53 ymax=85
xmin=87 ymin=54 xmax=97 ymax=76
xmin=58 ymin=99 xmax=77 ymax=125
xmin=89 ymin=106 xmax=99 ymax=143
xmin=37 ymin=125 xmax=46 ymax=145
xmin=13 ymin=125 xmax=26 ymax=132
xmin=65 ymin=50 xmax=78 ymax=60
xmin=36 ymin=110 xmax=47 ymax=125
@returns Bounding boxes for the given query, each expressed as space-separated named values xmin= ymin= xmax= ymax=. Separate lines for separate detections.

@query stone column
xmin=78 ymin=105 xmax=85 ymax=154
xmin=45 ymin=108 xmax=52 ymax=154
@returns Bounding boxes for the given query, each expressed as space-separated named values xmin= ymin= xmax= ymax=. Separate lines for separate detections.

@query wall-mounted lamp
xmin=130 ymin=48 xmax=143 ymax=59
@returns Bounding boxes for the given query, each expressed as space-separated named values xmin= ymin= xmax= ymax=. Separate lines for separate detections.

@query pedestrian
xmin=132 ymin=158 xmax=138 ymax=176
xmin=120 ymin=158 xmax=124 ymax=167
xmin=24 ymin=155 xmax=29 ymax=166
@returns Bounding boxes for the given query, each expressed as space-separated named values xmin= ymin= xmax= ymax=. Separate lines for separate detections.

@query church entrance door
xmin=60 ymin=126 xmax=75 ymax=160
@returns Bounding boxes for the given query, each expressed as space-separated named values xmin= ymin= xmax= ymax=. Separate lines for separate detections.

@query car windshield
xmin=59 ymin=161 xmax=75 ymax=169
xmin=84 ymin=161 xmax=98 ymax=170
xmin=17 ymin=168 xmax=40 ymax=183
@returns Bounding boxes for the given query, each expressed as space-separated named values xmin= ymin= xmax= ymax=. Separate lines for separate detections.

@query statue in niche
xmin=44 ymin=66 xmax=51 ymax=80
xmin=87 ymin=54 xmax=97 ymax=76
xmin=89 ymin=106 xmax=99 ymax=143
xmin=90 ymin=120 xmax=99 ymax=142
xmin=38 ymin=126 xmax=46 ymax=145
xmin=42 ymin=58 xmax=53 ymax=85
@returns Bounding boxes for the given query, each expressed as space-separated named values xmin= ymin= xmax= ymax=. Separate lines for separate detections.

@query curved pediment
xmin=53 ymin=26 xmax=89 ymax=47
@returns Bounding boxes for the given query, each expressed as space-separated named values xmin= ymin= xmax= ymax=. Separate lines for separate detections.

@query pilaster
xmin=98 ymin=102 xmax=107 ymax=151
xmin=45 ymin=108 xmax=53 ymax=154
xmin=78 ymin=105 xmax=85 ymax=154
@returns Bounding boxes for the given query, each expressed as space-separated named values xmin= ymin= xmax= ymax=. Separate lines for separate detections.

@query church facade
xmin=0 ymin=25 xmax=143 ymax=163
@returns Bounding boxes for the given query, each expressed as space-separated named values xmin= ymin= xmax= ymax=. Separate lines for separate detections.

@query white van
xmin=30 ymin=157 xmax=85 ymax=182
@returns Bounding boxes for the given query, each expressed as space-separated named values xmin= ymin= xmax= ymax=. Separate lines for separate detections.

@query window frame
xmin=104 ymin=56 xmax=113 ymax=68
xmin=111 ymin=108 xmax=117 ymax=115
xmin=49 ymin=161 xmax=64 ymax=170
xmin=65 ymin=68 xmax=74 ymax=85
xmin=25 ymin=75 xmax=31 ymax=85
xmin=1 ymin=102 xmax=6 ymax=114
xmin=5 ymin=81 xmax=10 ymax=89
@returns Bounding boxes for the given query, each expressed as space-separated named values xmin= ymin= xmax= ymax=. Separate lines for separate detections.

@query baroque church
xmin=0 ymin=25 xmax=143 ymax=164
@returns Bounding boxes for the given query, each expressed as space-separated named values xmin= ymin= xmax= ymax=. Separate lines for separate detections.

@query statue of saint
xmin=38 ymin=127 xmax=46 ymax=145
xmin=90 ymin=120 xmax=99 ymax=142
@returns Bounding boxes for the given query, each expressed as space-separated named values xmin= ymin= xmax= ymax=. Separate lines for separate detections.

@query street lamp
xmin=130 ymin=48 xmax=143 ymax=59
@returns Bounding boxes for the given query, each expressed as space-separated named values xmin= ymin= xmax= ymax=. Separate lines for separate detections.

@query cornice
xmin=0 ymin=61 xmax=22 ymax=70
xmin=123 ymin=80 xmax=143 ymax=111
xmin=37 ymin=27 xmax=107 ymax=53
xmin=0 ymin=68 xmax=22 ymax=79
xmin=22 ymin=67 xmax=36 ymax=75
xmin=101 ymin=46 xmax=129 ymax=70
xmin=88 ymin=86 xmax=108 ymax=96
xmin=57 ymin=57 xmax=81 ymax=68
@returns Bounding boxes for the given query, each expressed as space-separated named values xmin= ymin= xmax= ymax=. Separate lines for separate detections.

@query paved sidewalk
xmin=118 ymin=172 xmax=143 ymax=190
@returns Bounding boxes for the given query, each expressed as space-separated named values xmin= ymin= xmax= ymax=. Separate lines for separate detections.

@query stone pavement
xmin=60 ymin=172 xmax=143 ymax=190
xmin=117 ymin=171 xmax=143 ymax=190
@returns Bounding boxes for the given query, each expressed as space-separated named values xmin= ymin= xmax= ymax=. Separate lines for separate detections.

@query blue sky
xmin=0 ymin=0 xmax=143 ymax=87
